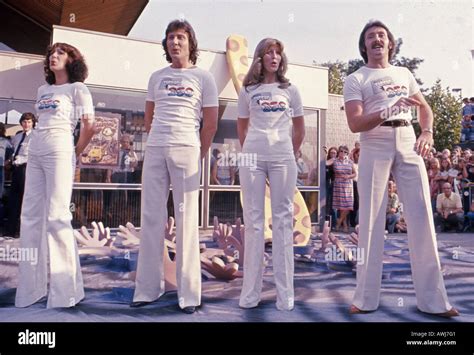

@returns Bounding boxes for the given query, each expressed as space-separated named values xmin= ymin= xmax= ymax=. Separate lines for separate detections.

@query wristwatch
xmin=422 ymin=128 xmax=433 ymax=134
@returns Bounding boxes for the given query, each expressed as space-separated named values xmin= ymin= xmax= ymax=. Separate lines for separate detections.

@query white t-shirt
xmin=31 ymin=82 xmax=94 ymax=155
xmin=146 ymin=66 xmax=218 ymax=147
xmin=238 ymin=83 xmax=303 ymax=161
xmin=343 ymin=65 xmax=420 ymax=123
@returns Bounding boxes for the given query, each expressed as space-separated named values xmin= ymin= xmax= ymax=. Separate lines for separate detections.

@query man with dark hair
xmin=343 ymin=20 xmax=458 ymax=317
xmin=131 ymin=20 xmax=218 ymax=314
xmin=5 ymin=113 xmax=36 ymax=237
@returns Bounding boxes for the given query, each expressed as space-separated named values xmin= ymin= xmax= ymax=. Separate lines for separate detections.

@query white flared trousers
xmin=15 ymin=151 xmax=84 ymax=308
xmin=133 ymin=146 xmax=201 ymax=308
xmin=353 ymin=125 xmax=452 ymax=313
xmin=239 ymin=159 xmax=297 ymax=310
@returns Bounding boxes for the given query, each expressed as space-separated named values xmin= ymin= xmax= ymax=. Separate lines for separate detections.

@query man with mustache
xmin=343 ymin=20 xmax=458 ymax=317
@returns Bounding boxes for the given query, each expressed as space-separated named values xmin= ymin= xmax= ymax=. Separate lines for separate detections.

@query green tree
xmin=423 ymin=79 xmax=462 ymax=151
xmin=315 ymin=60 xmax=347 ymax=95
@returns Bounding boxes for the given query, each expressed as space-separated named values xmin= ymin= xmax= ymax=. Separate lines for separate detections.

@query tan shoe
xmin=419 ymin=307 xmax=460 ymax=318
xmin=349 ymin=305 xmax=373 ymax=314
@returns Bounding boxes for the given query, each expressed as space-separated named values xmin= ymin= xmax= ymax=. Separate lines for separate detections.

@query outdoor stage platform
xmin=0 ymin=231 xmax=472 ymax=323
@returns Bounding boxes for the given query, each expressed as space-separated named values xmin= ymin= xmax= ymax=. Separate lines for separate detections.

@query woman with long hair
xmin=15 ymin=43 xmax=95 ymax=308
xmin=237 ymin=38 xmax=305 ymax=311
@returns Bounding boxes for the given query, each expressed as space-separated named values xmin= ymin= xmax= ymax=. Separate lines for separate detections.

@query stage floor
xmin=1 ymin=232 xmax=473 ymax=322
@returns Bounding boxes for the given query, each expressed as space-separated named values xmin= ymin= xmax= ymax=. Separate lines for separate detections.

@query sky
xmin=129 ymin=0 xmax=473 ymax=97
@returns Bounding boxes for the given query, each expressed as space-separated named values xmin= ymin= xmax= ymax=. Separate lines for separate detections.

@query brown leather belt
xmin=380 ymin=120 xmax=411 ymax=127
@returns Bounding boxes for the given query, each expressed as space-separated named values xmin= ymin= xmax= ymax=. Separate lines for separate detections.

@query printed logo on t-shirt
xmin=370 ymin=76 xmax=408 ymax=98
xmin=37 ymin=93 xmax=59 ymax=110
xmin=159 ymin=78 xmax=194 ymax=97
xmin=382 ymin=84 xmax=408 ymax=98
xmin=252 ymin=92 xmax=287 ymax=112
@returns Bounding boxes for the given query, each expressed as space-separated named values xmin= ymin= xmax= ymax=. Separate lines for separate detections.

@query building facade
xmin=1 ymin=26 xmax=330 ymax=230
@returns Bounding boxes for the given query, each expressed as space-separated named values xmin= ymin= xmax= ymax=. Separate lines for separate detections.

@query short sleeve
xmin=436 ymin=195 xmax=442 ymax=210
xmin=237 ymin=87 xmax=250 ymax=119
xmin=146 ymin=73 xmax=156 ymax=102
xmin=343 ymin=74 xmax=363 ymax=103
xmin=289 ymin=85 xmax=304 ymax=117
xmin=201 ymin=71 xmax=218 ymax=108
xmin=74 ymin=83 xmax=94 ymax=118
xmin=455 ymin=195 xmax=463 ymax=209
xmin=406 ymin=68 xmax=420 ymax=96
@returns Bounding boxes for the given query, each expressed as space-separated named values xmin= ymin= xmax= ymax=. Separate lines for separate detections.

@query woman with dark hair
xmin=15 ymin=43 xmax=95 ymax=308
xmin=237 ymin=38 xmax=305 ymax=311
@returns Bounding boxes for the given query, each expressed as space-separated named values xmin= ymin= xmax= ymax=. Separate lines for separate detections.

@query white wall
xmin=52 ymin=26 xmax=328 ymax=109
xmin=0 ymin=26 xmax=328 ymax=110
xmin=0 ymin=52 xmax=44 ymax=100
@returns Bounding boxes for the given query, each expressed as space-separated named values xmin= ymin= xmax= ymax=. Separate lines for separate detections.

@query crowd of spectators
xmin=326 ymin=141 xmax=474 ymax=233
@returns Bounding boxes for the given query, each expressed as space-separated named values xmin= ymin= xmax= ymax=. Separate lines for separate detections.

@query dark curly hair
xmin=358 ymin=20 xmax=396 ymax=64
xmin=162 ymin=19 xmax=199 ymax=65
xmin=44 ymin=43 xmax=88 ymax=85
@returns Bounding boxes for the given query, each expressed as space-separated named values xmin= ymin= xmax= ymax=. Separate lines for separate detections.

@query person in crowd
xmin=386 ymin=180 xmax=401 ymax=233
xmin=210 ymin=148 xmax=220 ymax=184
xmin=349 ymin=147 xmax=360 ymax=227
xmin=427 ymin=158 xmax=441 ymax=203
xmin=211 ymin=149 xmax=235 ymax=185
xmin=433 ymin=157 xmax=451 ymax=192
xmin=332 ymin=145 xmax=356 ymax=233
xmin=462 ymin=115 xmax=473 ymax=142
xmin=441 ymin=148 xmax=451 ymax=160
xmin=466 ymin=155 xmax=474 ymax=181
xmin=462 ymin=97 xmax=471 ymax=119
xmin=5 ymin=113 xmax=36 ymax=238
xmin=0 ymin=123 xmax=12 ymax=201
xmin=296 ymin=149 xmax=309 ymax=186
xmin=465 ymin=200 xmax=474 ymax=231
xmin=15 ymin=43 xmax=95 ymax=308
xmin=109 ymin=133 xmax=138 ymax=184
xmin=349 ymin=141 xmax=360 ymax=161
xmin=131 ymin=20 xmax=218 ymax=314
xmin=325 ymin=146 xmax=338 ymax=226
xmin=237 ymin=37 xmax=305 ymax=311
xmin=343 ymin=20 xmax=457 ymax=317
xmin=451 ymin=158 xmax=468 ymax=194
xmin=435 ymin=182 xmax=464 ymax=232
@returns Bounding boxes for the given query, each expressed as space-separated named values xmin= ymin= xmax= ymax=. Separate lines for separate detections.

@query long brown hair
xmin=243 ymin=38 xmax=290 ymax=90
xmin=44 ymin=42 xmax=88 ymax=84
